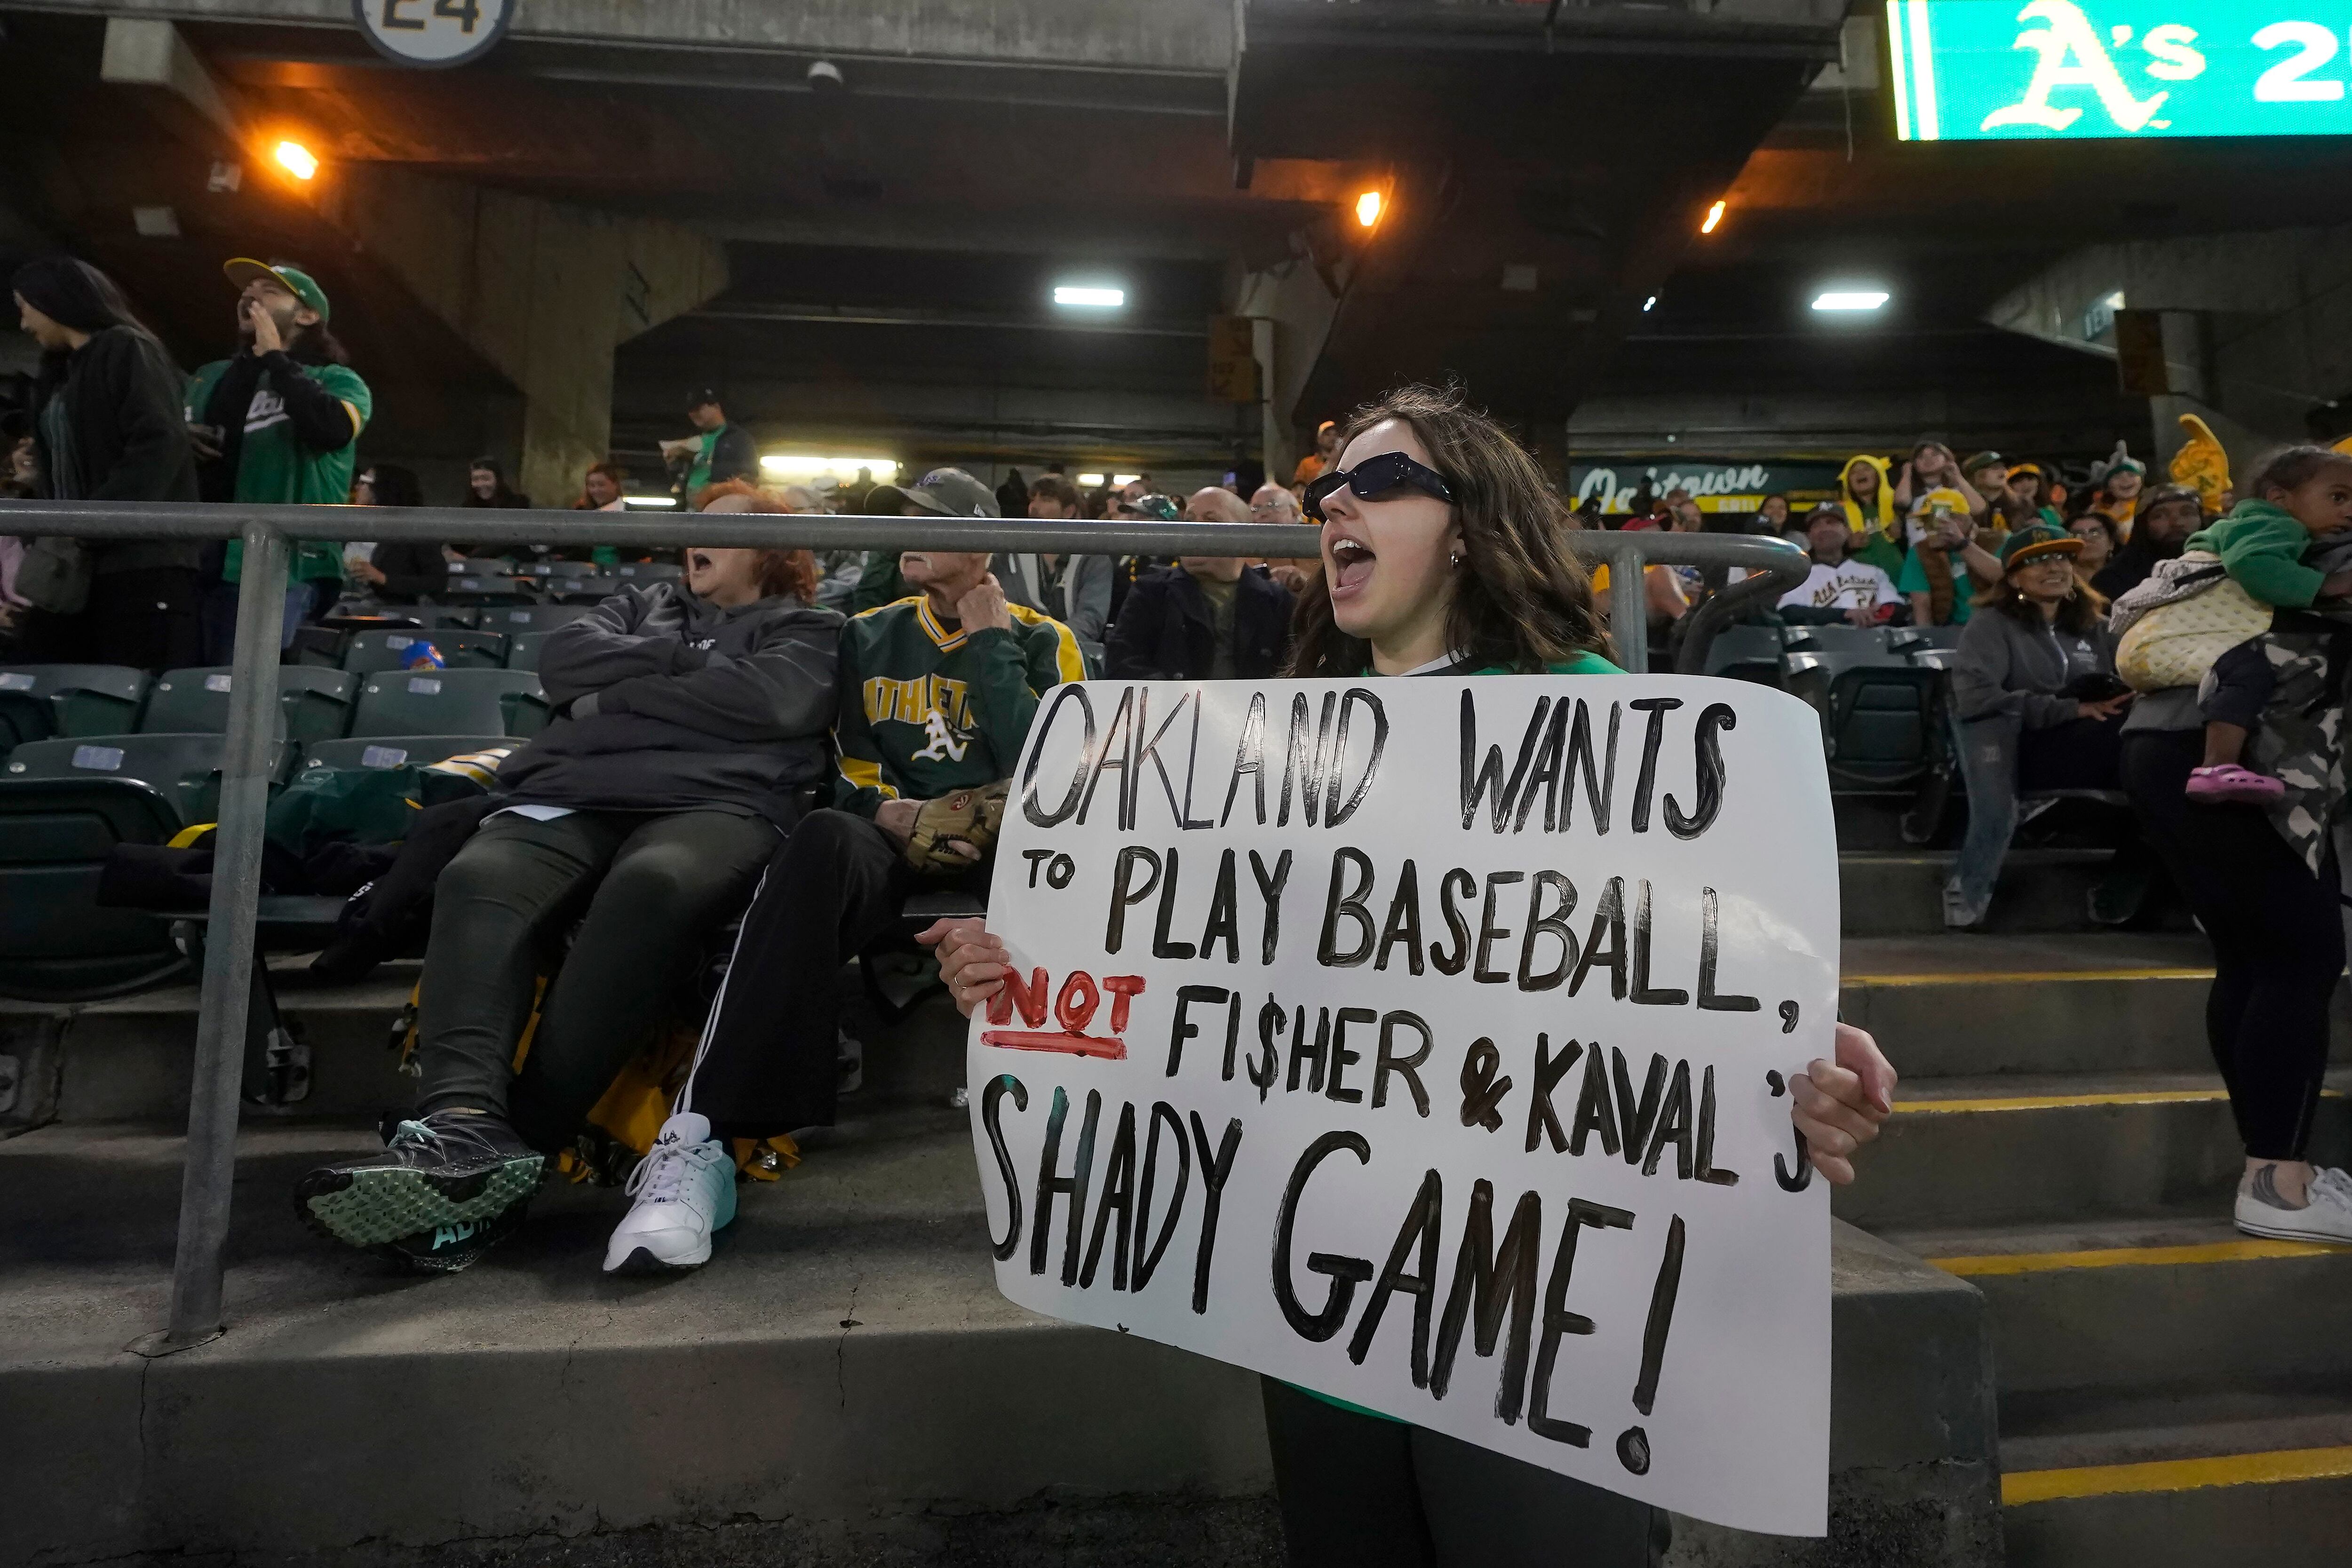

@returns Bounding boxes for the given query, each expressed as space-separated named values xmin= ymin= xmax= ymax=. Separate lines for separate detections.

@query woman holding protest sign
xmin=926 ymin=384 xmax=1897 ymax=1568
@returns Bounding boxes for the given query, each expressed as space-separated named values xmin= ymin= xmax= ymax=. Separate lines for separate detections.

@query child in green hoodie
xmin=2184 ymin=447 xmax=2352 ymax=803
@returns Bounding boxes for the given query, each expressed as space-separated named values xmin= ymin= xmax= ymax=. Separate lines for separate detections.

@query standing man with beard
xmin=185 ymin=259 xmax=371 ymax=657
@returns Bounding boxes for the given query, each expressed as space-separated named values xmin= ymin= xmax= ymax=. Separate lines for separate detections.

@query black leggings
xmin=413 ymin=807 xmax=779 ymax=1150
xmin=2122 ymin=729 xmax=2341 ymax=1160
xmin=1260 ymin=1379 xmax=1664 ymax=1568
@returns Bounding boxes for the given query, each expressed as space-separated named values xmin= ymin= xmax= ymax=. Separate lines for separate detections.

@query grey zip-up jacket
xmin=495 ymin=582 xmax=842 ymax=825
xmin=1951 ymin=605 xmax=2114 ymax=731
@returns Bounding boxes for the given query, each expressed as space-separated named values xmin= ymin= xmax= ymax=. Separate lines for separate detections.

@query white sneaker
xmin=2235 ymin=1165 xmax=2352 ymax=1244
xmin=603 ymin=1112 xmax=738 ymax=1274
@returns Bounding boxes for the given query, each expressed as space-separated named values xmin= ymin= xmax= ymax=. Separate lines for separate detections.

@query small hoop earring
xmin=1450 ymin=552 xmax=1464 ymax=568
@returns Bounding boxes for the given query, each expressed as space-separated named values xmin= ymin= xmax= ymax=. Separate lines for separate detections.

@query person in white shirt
xmin=1782 ymin=504 xmax=1900 ymax=626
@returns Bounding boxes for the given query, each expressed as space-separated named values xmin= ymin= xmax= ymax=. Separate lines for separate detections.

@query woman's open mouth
xmin=688 ymin=550 xmax=715 ymax=574
xmin=1329 ymin=535 xmax=1376 ymax=599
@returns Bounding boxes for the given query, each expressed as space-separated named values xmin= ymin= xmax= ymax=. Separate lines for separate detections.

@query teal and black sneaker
xmin=379 ymin=1199 xmax=533 ymax=1274
xmin=294 ymin=1110 xmax=544 ymax=1260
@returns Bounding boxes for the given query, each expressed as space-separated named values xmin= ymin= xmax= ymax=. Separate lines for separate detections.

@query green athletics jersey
xmin=834 ymin=594 xmax=1086 ymax=814
xmin=186 ymin=357 xmax=372 ymax=584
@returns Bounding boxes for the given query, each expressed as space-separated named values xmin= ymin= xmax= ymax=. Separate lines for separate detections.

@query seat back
xmin=547 ymin=576 xmax=621 ymax=605
xmin=344 ymin=629 xmax=513 ymax=673
xmin=1785 ymin=652 xmax=1944 ymax=788
xmin=0 ymin=774 xmax=188 ymax=1000
xmin=301 ymin=734 xmax=516 ymax=772
xmin=506 ymin=631 xmax=553 ymax=672
xmin=613 ymin=561 xmax=681 ymax=583
xmin=438 ymin=573 xmax=531 ymax=605
xmin=1 ymin=731 xmax=275 ymax=828
xmin=350 ymin=668 xmax=547 ymax=738
xmin=0 ymin=663 xmax=151 ymax=745
xmin=479 ymin=604 xmax=601 ymax=637
xmin=1701 ymin=625 xmax=1785 ymax=682
xmin=143 ymin=667 xmax=358 ymax=746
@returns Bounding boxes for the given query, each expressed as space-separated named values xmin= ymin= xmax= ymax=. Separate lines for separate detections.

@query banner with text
xmin=967 ymin=677 xmax=1838 ymax=1536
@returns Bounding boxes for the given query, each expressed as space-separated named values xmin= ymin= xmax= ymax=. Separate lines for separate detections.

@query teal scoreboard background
xmin=1888 ymin=0 xmax=2352 ymax=141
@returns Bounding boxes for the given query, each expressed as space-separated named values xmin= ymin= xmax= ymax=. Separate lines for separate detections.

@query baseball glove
xmin=904 ymin=781 xmax=1009 ymax=875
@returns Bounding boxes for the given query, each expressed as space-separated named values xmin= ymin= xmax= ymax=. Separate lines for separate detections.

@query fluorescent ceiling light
xmin=1812 ymin=291 xmax=1890 ymax=312
xmin=1053 ymin=285 xmax=1125 ymax=309
xmin=1112 ymin=474 xmax=1141 ymax=486
xmin=274 ymin=140 xmax=318 ymax=181
xmin=1643 ymin=296 xmax=1658 ymax=312
xmin=1700 ymin=199 xmax=1725 ymax=235
xmin=1355 ymin=190 xmax=1383 ymax=228
xmin=1076 ymin=473 xmax=1106 ymax=488
xmin=623 ymin=495 xmax=677 ymax=509
xmin=760 ymin=454 xmax=898 ymax=479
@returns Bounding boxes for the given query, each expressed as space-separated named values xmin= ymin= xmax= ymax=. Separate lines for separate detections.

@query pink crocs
xmin=2185 ymin=764 xmax=2288 ymax=804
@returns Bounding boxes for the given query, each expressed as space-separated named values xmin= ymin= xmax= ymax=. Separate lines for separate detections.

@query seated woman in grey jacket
xmin=1944 ymin=523 xmax=2133 ymax=928
xmin=293 ymin=494 xmax=842 ymax=1272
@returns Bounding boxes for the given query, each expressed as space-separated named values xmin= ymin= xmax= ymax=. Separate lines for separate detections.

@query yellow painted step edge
xmin=1932 ymin=1238 xmax=2348 ymax=1278
xmin=1847 ymin=968 xmax=2215 ymax=987
xmin=1896 ymin=1088 xmax=2346 ymax=1114
xmin=2004 ymin=1445 xmax=2352 ymax=1506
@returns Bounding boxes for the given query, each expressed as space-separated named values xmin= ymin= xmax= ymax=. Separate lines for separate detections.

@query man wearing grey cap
xmin=849 ymin=465 xmax=1002 ymax=612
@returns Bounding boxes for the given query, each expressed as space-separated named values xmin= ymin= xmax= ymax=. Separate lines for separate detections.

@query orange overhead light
xmin=274 ymin=140 xmax=319 ymax=181
xmin=1701 ymin=199 xmax=1726 ymax=235
xmin=1355 ymin=189 xmax=1383 ymax=228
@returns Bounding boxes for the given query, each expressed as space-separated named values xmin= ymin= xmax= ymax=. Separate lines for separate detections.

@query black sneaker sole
xmin=294 ymin=1153 xmax=544 ymax=1251
xmin=606 ymin=1244 xmax=698 ymax=1277
xmin=374 ymin=1199 xmax=532 ymax=1274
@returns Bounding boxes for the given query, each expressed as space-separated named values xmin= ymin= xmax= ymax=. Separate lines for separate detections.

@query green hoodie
xmin=2187 ymin=499 xmax=2328 ymax=609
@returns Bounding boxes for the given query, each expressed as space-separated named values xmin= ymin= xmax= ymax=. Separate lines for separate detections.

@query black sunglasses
xmin=1302 ymin=451 xmax=1456 ymax=520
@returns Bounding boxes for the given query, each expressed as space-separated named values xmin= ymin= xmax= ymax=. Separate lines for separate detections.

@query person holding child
xmin=2115 ymin=446 xmax=2352 ymax=1245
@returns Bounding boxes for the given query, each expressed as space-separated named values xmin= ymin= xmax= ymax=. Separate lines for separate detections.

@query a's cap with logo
xmin=685 ymin=386 xmax=724 ymax=413
xmin=893 ymin=467 xmax=1000 ymax=519
xmin=1998 ymin=522 xmax=2082 ymax=571
xmin=223 ymin=258 xmax=330 ymax=322
xmin=1116 ymin=492 xmax=1180 ymax=522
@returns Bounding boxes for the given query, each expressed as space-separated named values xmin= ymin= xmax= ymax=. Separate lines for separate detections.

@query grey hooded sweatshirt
xmin=1950 ymin=604 xmax=2114 ymax=731
xmin=494 ymin=582 xmax=842 ymax=826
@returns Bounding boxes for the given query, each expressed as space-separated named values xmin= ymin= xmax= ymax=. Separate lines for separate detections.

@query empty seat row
xmin=0 ymin=662 xmax=549 ymax=758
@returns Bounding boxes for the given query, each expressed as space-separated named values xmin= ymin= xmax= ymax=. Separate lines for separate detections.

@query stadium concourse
xmin=10 ymin=2 xmax=2352 ymax=1567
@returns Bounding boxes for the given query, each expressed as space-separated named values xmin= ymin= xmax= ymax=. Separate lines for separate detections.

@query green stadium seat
xmin=547 ymin=576 xmax=621 ymax=604
xmin=350 ymin=668 xmax=547 ymax=738
xmin=1784 ymin=650 xmax=1945 ymax=790
xmin=143 ymin=667 xmax=359 ymax=747
xmin=438 ymin=572 xmax=531 ymax=605
xmin=613 ymin=561 xmax=682 ymax=583
xmin=2 ymin=732 xmax=283 ymax=828
xmin=480 ymin=603 xmax=600 ymax=636
xmin=506 ymin=631 xmax=552 ymax=672
xmin=0 ymin=664 xmax=151 ymax=751
xmin=342 ymin=629 xmax=508 ymax=672
xmin=0 ymin=769 xmax=186 ymax=1000
xmin=301 ymin=735 xmax=516 ymax=771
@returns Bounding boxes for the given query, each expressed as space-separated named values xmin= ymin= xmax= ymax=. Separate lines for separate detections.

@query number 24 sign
xmin=354 ymin=0 xmax=514 ymax=69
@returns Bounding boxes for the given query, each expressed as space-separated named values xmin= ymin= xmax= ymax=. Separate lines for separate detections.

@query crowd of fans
xmin=8 ymin=248 xmax=2345 ymax=1299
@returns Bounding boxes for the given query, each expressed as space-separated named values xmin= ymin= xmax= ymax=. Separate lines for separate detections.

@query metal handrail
xmin=2 ymin=500 xmax=1807 ymax=1352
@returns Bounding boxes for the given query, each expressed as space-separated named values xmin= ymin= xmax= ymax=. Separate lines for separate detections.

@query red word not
xmin=984 ymin=967 xmax=1146 ymax=1059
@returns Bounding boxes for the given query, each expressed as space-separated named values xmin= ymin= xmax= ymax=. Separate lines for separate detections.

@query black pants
xmin=2202 ymin=637 xmax=2277 ymax=731
xmin=15 ymin=566 xmax=203 ymax=671
xmin=2015 ymin=714 xmax=2125 ymax=792
xmin=1261 ymin=1380 xmax=1664 ymax=1568
xmin=682 ymin=808 xmax=984 ymax=1140
xmin=2122 ymin=729 xmax=2341 ymax=1160
xmin=413 ymin=808 xmax=779 ymax=1151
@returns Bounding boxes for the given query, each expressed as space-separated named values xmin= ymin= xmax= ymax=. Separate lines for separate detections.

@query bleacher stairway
xmin=2 ymin=794 xmax=2345 ymax=1566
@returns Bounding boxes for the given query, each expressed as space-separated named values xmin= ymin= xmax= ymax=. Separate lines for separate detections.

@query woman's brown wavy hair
xmin=1285 ymin=383 xmax=1606 ymax=676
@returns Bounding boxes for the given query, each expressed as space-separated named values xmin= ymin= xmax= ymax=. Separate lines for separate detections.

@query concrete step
xmin=1838 ymin=849 xmax=2149 ymax=936
xmin=0 ymin=1116 xmax=2000 ymax=1567
xmin=1999 ymin=1384 xmax=2352 ymax=1568
xmin=1829 ymin=1072 xmax=2352 ymax=1233
xmin=1883 ymin=1216 xmax=2352 ymax=1397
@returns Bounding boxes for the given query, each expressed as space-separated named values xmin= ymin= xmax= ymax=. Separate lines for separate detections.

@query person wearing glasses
xmin=924 ymin=383 xmax=1898 ymax=1568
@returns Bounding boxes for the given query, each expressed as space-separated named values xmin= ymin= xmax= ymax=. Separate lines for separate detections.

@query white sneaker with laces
xmin=603 ymin=1112 xmax=738 ymax=1274
xmin=2235 ymin=1164 xmax=2352 ymax=1244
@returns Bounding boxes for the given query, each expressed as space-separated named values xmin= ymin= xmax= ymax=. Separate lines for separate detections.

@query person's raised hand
xmin=1791 ymin=1023 xmax=1896 ymax=1186
xmin=957 ymin=573 xmax=1013 ymax=633
xmin=246 ymin=301 xmax=283 ymax=355
xmin=918 ymin=917 xmax=1010 ymax=1018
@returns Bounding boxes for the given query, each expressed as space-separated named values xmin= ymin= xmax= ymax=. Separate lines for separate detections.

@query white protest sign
xmin=966 ymin=676 xmax=1838 ymax=1536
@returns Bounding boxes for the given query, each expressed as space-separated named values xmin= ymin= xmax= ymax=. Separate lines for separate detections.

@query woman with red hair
xmin=292 ymin=472 xmax=844 ymax=1273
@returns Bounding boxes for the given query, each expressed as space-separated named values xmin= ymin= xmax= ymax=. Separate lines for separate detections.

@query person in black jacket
xmin=10 ymin=256 xmax=202 ymax=668
xmin=292 ymin=505 xmax=843 ymax=1273
xmin=1104 ymin=546 xmax=1295 ymax=682
xmin=347 ymin=463 xmax=456 ymax=601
